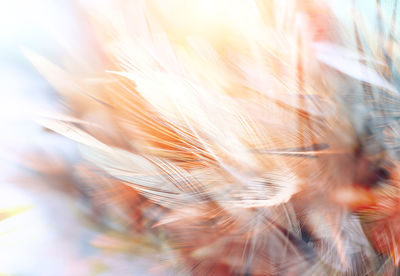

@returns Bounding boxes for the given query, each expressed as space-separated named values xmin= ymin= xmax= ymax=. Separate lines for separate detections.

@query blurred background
xmin=0 ymin=1 xmax=89 ymax=275
xmin=0 ymin=1 xmax=159 ymax=275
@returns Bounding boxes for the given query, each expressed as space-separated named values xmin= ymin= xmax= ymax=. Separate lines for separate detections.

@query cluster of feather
xmin=21 ymin=0 xmax=400 ymax=274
